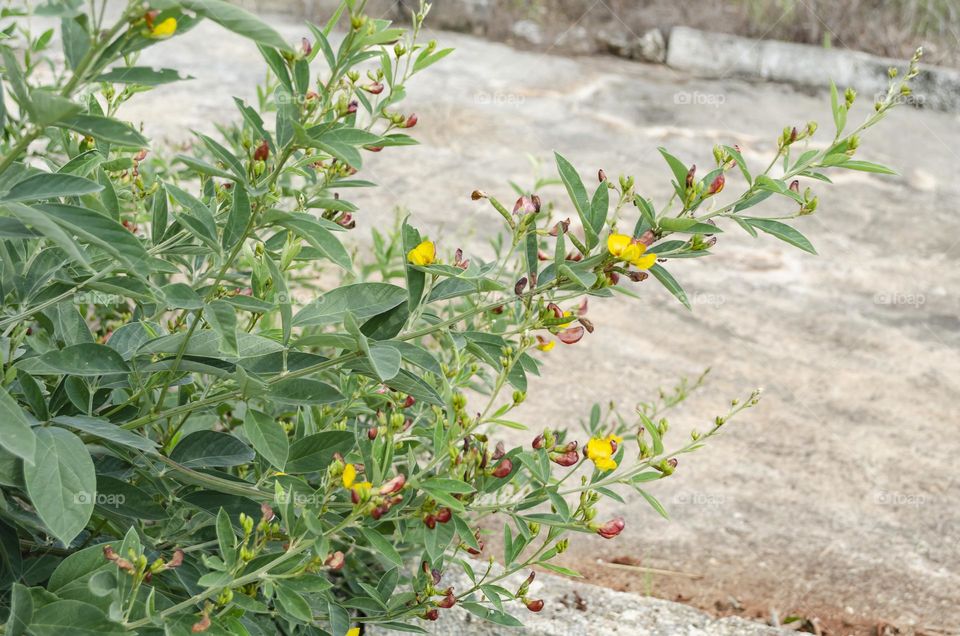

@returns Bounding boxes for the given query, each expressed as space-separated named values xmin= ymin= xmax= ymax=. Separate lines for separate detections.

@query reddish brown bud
xmin=667 ymin=458 xmax=678 ymax=469
xmin=365 ymin=82 xmax=385 ymax=94
xmin=537 ymin=250 xmax=550 ymax=261
xmin=598 ymin=169 xmax=607 ymax=182
xmin=365 ymin=146 xmax=383 ymax=152
xmin=789 ymin=179 xmax=800 ymax=193
xmin=436 ymin=507 xmax=452 ymax=524
xmin=103 ymin=546 xmax=119 ymax=561
xmin=596 ymin=517 xmax=625 ymax=539
xmin=491 ymin=458 xmax=513 ymax=478
xmin=379 ymin=473 xmax=406 ymax=495
xmin=431 ymin=569 xmax=442 ymax=585
xmin=425 ymin=609 xmax=440 ymax=621
xmin=492 ymin=441 xmax=506 ymax=460
xmin=549 ymin=218 xmax=571 ymax=237
xmin=490 ymin=305 xmax=504 ymax=314
xmin=166 ymin=549 xmax=184 ymax=569
xmin=707 ymin=173 xmax=725 ymax=195
xmin=626 ymin=271 xmax=648 ymax=282
xmin=471 ymin=190 xmax=486 ymax=200
xmin=524 ymin=598 xmax=545 ymax=612
xmin=403 ymin=395 xmax=416 ymax=408
xmin=191 ymin=615 xmax=211 ymax=633
xmin=466 ymin=539 xmax=485 ymax=556
xmin=346 ymin=100 xmax=358 ymax=114
xmin=325 ymin=551 xmax=345 ymax=570
xmin=405 ymin=113 xmax=418 ymax=128
xmin=578 ymin=317 xmax=595 ymax=334
xmin=371 ymin=504 xmax=389 ymax=520
xmin=300 ymin=37 xmax=312 ymax=56
xmin=144 ymin=10 xmax=159 ymax=28
xmin=253 ymin=140 xmax=269 ymax=162
xmin=261 ymin=502 xmax=275 ymax=521
xmin=512 ymin=195 xmax=540 ymax=216
xmin=550 ymin=449 xmax=580 ymax=466
xmin=532 ymin=433 xmax=545 ymax=450
xmin=637 ymin=230 xmax=656 ymax=246
xmin=577 ymin=297 xmax=588 ymax=315
xmin=438 ymin=591 xmax=457 ymax=608
xmin=685 ymin=165 xmax=696 ymax=188
xmin=607 ymin=271 xmax=620 ymax=285
xmin=368 ymin=427 xmax=378 ymax=440
xmin=557 ymin=326 xmax=585 ymax=344
xmin=565 ymin=251 xmax=582 ymax=262
xmin=514 ymin=277 xmax=528 ymax=295
xmin=546 ymin=302 xmax=563 ymax=319
xmin=424 ymin=514 xmax=437 ymax=529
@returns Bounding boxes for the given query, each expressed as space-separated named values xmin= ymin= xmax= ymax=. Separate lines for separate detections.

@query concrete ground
xmin=115 ymin=13 xmax=960 ymax=636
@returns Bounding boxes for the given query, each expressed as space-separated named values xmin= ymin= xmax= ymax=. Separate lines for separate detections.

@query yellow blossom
xmin=148 ymin=17 xmax=177 ymax=39
xmin=407 ymin=239 xmax=436 ymax=266
xmin=537 ymin=339 xmax=555 ymax=352
xmin=606 ymin=233 xmax=656 ymax=270
xmin=585 ymin=434 xmax=623 ymax=472
xmin=341 ymin=463 xmax=356 ymax=488
xmin=346 ymin=628 xmax=361 ymax=636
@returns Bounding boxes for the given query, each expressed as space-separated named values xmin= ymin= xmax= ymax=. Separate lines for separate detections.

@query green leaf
xmin=58 ymin=114 xmax=148 ymax=147
xmin=53 ymin=415 xmax=156 ymax=452
xmin=745 ymin=218 xmax=817 ymax=254
xmin=554 ymin=152 xmax=596 ymax=249
xmin=162 ymin=283 xmax=203 ymax=310
xmin=243 ymin=410 xmax=289 ymax=470
xmin=589 ymin=181 xmax=609 ymax=236
xmin=830 ymin=80 xmax=847 ymax=134
xmin=17 ymin=343 xmax=130 ymax=376
xmin=285 ymin=431 xmax=354 ymax=473
xmin=182 ymin=0 xmax=292 ymax=51
xmin=0 ymin=385 xmax=36 ymax=465
xmin=35 ymin=202 xmax=150 ymax=267
xmin=222 ymin=184 xmax=251 ymax=250
xmin=275 ymin=584 xmax=313 ymax=622
xmin=169 ymin=431 xmax=254 ymax=468
xmin=658 ymin=147 xmax=689 ymax=187
xmin=61 ymin=15 xmax=90 ymax=71
xmin=0 ymin=202 xmax=89 ymax=266
xmin=268 ymin=378 xmax=345 ymax=405
xmin=4 ymin=583 xmax=32 ymax=636
xmin=293 ymin=282 xmax=407 ymax=327
xmin=206 ymin=299 xmax=238 ymax=356
xmin=94 ymin=66 xmax=193 ymax=85
xmin=361 ymin=529 xmax=403 ymax=567
xmin=24 ymin=427 xmax=95 ymax=546
xmin=658 ymin=217 xmax=722 ymax=234
xmin=649 ymin=264 xmax=691 ymax=310
xmin=636 ymin=487 xmax=669 ymax=519
xmin=421 ymin=478 xmax=475 ymax=494
xmin=29 ymin=600 xmax=125 ymax=635
xmin=29 ymin=89 xmax=80 ymax=126
xmin=367 ymin=342 xmax=402 ymax=382
xmin=837 ymin=160 xmax=898 ymax=175
xmin=269 ymin=212 xmax=351 ymax=270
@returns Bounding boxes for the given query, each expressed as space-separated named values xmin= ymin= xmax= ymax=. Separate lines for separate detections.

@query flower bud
xmin=532 ymin=432 xmax=546 ymax=449
xmin=436 ymin=507 xmax=452 ymax=523
xmin=491 ymin=458 xmax=513 ymax=478
xmin=549 ymin=218 xmax=571 ymax=237
xmin=685 ymin=165 xmax=696 ymax=188
xmin=524 ymin=598 xmax=545 ymax=612
xmin=707 ymin=173 xmax=725 ymax=195
xmin=379 ymin=473 xmax=406 ymax=495
xmin=515 ymin=276 xmax=528 ymax=295
xmin=598 ymin=169 xmax=607 ymax=182
xmin=512 ymin=195 xmax=540 ymax=216
xmin=368 ymin=427 xmax=378 ymax=440
xmin=325 ymin=551 xmax=345 ymax=570
xmin=300 ymin=37 xmax=312 ymax=57
xmin=550 ymin=449 xmax=579 ymax=466
xmin=557 ymin=326 xmax=585 ymax=344
xmin=471 ymin=190 xmax=486 ymax=200
xmin=253 ymin=140 xmax=269 ymax=161
xmin=365 ymin=82 xmax=385 ymax=94
xmin=424 ymin=609 xmax=440 ymax=621
xmin=405 ymin=113 xmax=418 ymax=128
xmin=492 ymin=441 xmax=506 ymax=460
xmin=424 ymin=514 xmax=437 ymax=529
xmin=626 ymin=270 xmax=648 ymax=282
xmin=595 ymin=517 xmax=625 ymax=539
xmin=437 ymin=590 xmax=457 ymax=608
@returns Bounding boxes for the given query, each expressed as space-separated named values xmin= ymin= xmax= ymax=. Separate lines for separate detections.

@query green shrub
xmin=0 ymin=0 xmax=919 ymax=633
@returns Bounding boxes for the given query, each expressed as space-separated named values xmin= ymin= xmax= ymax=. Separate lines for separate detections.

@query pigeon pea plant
xmin=0 ymin=0 xmax=920 ymax=633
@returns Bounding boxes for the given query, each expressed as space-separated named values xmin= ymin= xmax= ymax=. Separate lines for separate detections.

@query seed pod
xmin=578 ymin=317 xmax=594 ymax=333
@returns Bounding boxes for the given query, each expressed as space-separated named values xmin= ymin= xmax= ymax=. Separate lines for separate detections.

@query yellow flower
xmin=585 ymin=434 xmax=623 ymax=472
xmin=607 ymin=233 xmax=656 ymax=270
xmin=341 ymin=463 xmax=356 ymax=488
xmin=407 ymin=239 xmax=436 ymax=266
xmin=148 ymin=17 xmax=177 ymax=39
xmin=346 ymin=628 xmax=361 ymax=636
xmin=536 ymin=338 xmax=555 ymax=352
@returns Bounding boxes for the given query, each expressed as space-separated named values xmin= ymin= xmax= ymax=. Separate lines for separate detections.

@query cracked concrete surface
xmin=112 ymin=12 xmax=960 ymax=635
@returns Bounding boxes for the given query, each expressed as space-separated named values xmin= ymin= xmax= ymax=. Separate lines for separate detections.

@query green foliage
xmin=0 ymin=0 xmax=920 ymax=634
